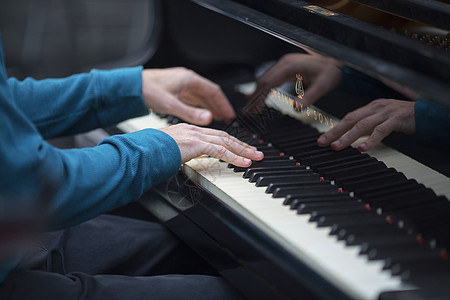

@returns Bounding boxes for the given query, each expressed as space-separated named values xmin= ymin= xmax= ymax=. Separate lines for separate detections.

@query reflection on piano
xmin=115 ymin=0 xmax=450 ymax=299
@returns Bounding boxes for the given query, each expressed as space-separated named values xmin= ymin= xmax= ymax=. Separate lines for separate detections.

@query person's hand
xmin=317 ymin=99 xmax=415 ymax=152
xmin=161 ymin=123 xmax=264 ymax=167
xmin=142 ymin=67 xmax=235 ymax=125
xmin=244 ymin=53 xmax=342 ymax=114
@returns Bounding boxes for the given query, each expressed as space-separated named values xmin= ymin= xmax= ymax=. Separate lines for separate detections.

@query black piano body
xmin=118 ymin=1 xmax=450 ymax=299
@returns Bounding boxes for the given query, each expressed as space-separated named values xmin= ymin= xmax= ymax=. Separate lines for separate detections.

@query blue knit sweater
xmin=0 ymin=36 xmax=181 ymax=283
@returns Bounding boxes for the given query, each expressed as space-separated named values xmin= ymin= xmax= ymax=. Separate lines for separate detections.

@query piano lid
xmin=191 ymin=0 xmax=450 ymax=110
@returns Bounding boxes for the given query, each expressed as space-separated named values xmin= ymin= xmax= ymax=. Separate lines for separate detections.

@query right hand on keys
xmin=161 ymin=123 xmax=264 ymax=167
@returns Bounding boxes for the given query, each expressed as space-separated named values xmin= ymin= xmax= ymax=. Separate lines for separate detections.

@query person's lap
xmin=0 ymin=214 xmax=241 ymax=300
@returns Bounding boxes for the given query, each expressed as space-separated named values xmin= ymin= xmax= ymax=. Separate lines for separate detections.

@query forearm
xmin=8 ymin=67 xmax=148 ymax=139
xmin=39 ymin=129 xmax=181 ymax=229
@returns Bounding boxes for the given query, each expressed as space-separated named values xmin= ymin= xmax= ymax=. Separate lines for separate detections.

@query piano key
xmin=366 ymin=245 xmax=435 ymax=261
xmin=271 ymin=184 xmax=338 ymax=198
xmin=296 ymin=200 xmax=363 ymax=214
xmin=243 ymin=165 xmax=305 ymax=179
xmin=311 ymin=153 xmax=370 ymax=169
xmin=291 ymin=196 xmax=358 ymax=210
xmin=233 ymin=159 xmax=297 ymax=172
xmin=255 ymin=173 xmax=320 ymax=187
xmin=274 ymin=135 xmax=320 ymax=149
xmin=317 ymin=212 xmax=383 ymax=228
xmin=249 ymin=169 xmax=313 ymax=183
xmin=301 ymin=147 xmax=361 ymax=166
xmin=333 ymin=168 xmax=398 ymax=186
xmin=322 ymin=161 xmax=387 ymax=179
xmin=315 ymin=157 xmax=378 ymax=174
xmin=346 ymin=232 xmax=416 ymax=247
xmin=309 ymin=205 xmax=370 ymax=221
xmin=284 ymin=193 xmax=354 ymax=206
xmin=118 ymin=112 xmax=450 ymax=299
xmin=184 ymin=158 xmax=408 ymax=299
xmin=356 ymin=180 xmax=421 ymax=199
xmin=340 ymin=172 xmax=407 ymax=192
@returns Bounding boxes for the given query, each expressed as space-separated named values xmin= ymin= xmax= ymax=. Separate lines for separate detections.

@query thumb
xmin=171 ymin=100 xmax=213 ymax=125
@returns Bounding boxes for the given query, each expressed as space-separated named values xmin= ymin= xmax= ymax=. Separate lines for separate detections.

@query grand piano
xmin=114 ymin=0 xmax=450 ymax=299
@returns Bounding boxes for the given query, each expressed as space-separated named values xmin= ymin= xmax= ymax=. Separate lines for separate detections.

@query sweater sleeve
xmin=7 ymin=67 xmax=149 ymax=139
xmin=414 ymin=99 xmax=450 ymax=153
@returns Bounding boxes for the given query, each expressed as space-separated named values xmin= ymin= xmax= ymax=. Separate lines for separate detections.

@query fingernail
xmin=199 ymin=111 xmax=211 ymax=123
xmin=255 ymin=150 xmax=263 ymax=157
xmin=359 ymin=143 xmax=367 ymax=151
xmin=243 ymin=158 xmax=251 ymax=165
xmin=317 ymin=136 xmax=327 ymax=144
xmin=332 ymin=140 xmax=341 ymax=148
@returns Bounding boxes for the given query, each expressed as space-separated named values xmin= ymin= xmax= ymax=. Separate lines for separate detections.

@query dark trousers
xmin=0 ymin=215 xmax=242 ymax=300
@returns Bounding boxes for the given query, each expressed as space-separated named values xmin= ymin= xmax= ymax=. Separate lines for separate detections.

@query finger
xmin=192 ymin=126 xmax=258 ymax=151
xmin=317 ymin=106 xmax=377 ymax=147
xmin=200 ymin=142 xmax=253 ymax=167
xmin=329 ymin=113 xmax=387 ymax=150
xmin=186 ymin=75 xmax=235 ymax=121
xmin=358 ymin=120 xmax=394 ymax=152
xmin=198 ymin=133 xmax=264 ymax=161
xmin=301 ymin=67 xmax=341 ymax=106
xmin=169 ymin=98 xmax=213 ymax=125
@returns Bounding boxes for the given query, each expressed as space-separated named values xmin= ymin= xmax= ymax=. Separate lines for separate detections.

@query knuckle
xmin=367 ymin=135 xmax=378 ymax=144
xmin=355 ymin=118 xmax=369 ymax=130
xmin=179 ymin=123 xmax=192 ymax=130
xmin=223 ymin=135 xmax=233 ymax=145
xmin=216 ymin=145 xmax=227 ymax=156
xmin=370 ymin=99 xmax=388 ymax=109
xmin=374 ymin=124 xmax=389 ymax=135
xmin=342 ymin=112 xmax=357 ymax=124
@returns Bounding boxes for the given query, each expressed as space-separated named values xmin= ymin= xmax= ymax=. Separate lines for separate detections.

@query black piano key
xmin=310 ymin=202 xmax=370 ymax=218
xmin=366 ymin=245 xmax=434 ymax=261
xmin=249 ymin=169 xmax=313 ymax=183
xmin=400 ymin=196 xmax=449 ymax=218
xmin=315 ymin=157 xmax=378 ymax=174
xmin=322 ymin=161 xmax=387 ymax=179
xmin=407 ymin=203 xmax=450 ymax=225
xmin=301 ymin=147 xmax=361 ymax=166
xmin=346 ymin=232 xmax=416 ymax=246
xmin=309 ymin=206 xmax=370 ymax=221
xmin=261 ymin=154 xmax=293 ymax=161
xmin=356 ymin=179 xmax=420 ymax=199
xmin=274 ymin=132 xmax=321 ymax=147
xmin=243 ymin=165 xmax=305 ymax=179
xmin=289 ymin=195 xmax=356 ymax=210
xmin=255 ymin=145 xmax=276 ymax=152
xmin=336 ymin=224 xmax=400 ymax=241
xmin=293 ymin=147 xmax=336 ymax=160
xmin=333 ymin=167 xmax=397 ymax=185
xmin=275 ymin=135 xmax=320 ymax=149
xmin=271 ymin=184 xmax=337 ymax=198
xmin=311 ymin=153 xmax=370 ymax=170
xmin=283 ymin=193 xmax=353 ymax=206
xmin=233 ymin=159 xmax=297 ymax=172
xmin=297 ymin=199 xmax=364 ymax=216
xmin=267 ymin=180 xmax=331 ymax=194
xmin=360 ymin=239 xmax=418 ymax=255
xmin=320 ymin=213 xmax=387 ymax=228
xmin=384 ymin=252 xmax=445 ymax=270
xmin=369 ymin=188 xmax=436 ymax=210
xmin=255 ymin=174 xmax=320 ymax=187
xmin=341 ymin=172 xmax=407 ymax=192
xmin=264 ymin=129 xmax=318 ymax=143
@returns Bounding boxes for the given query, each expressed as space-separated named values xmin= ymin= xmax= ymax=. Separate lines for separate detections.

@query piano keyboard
xmin=117 ymin=97 xmax=450 ymax=299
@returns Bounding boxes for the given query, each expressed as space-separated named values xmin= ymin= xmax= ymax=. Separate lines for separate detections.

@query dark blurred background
xmin=0 ymin=0 xmax=161 ymax=79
